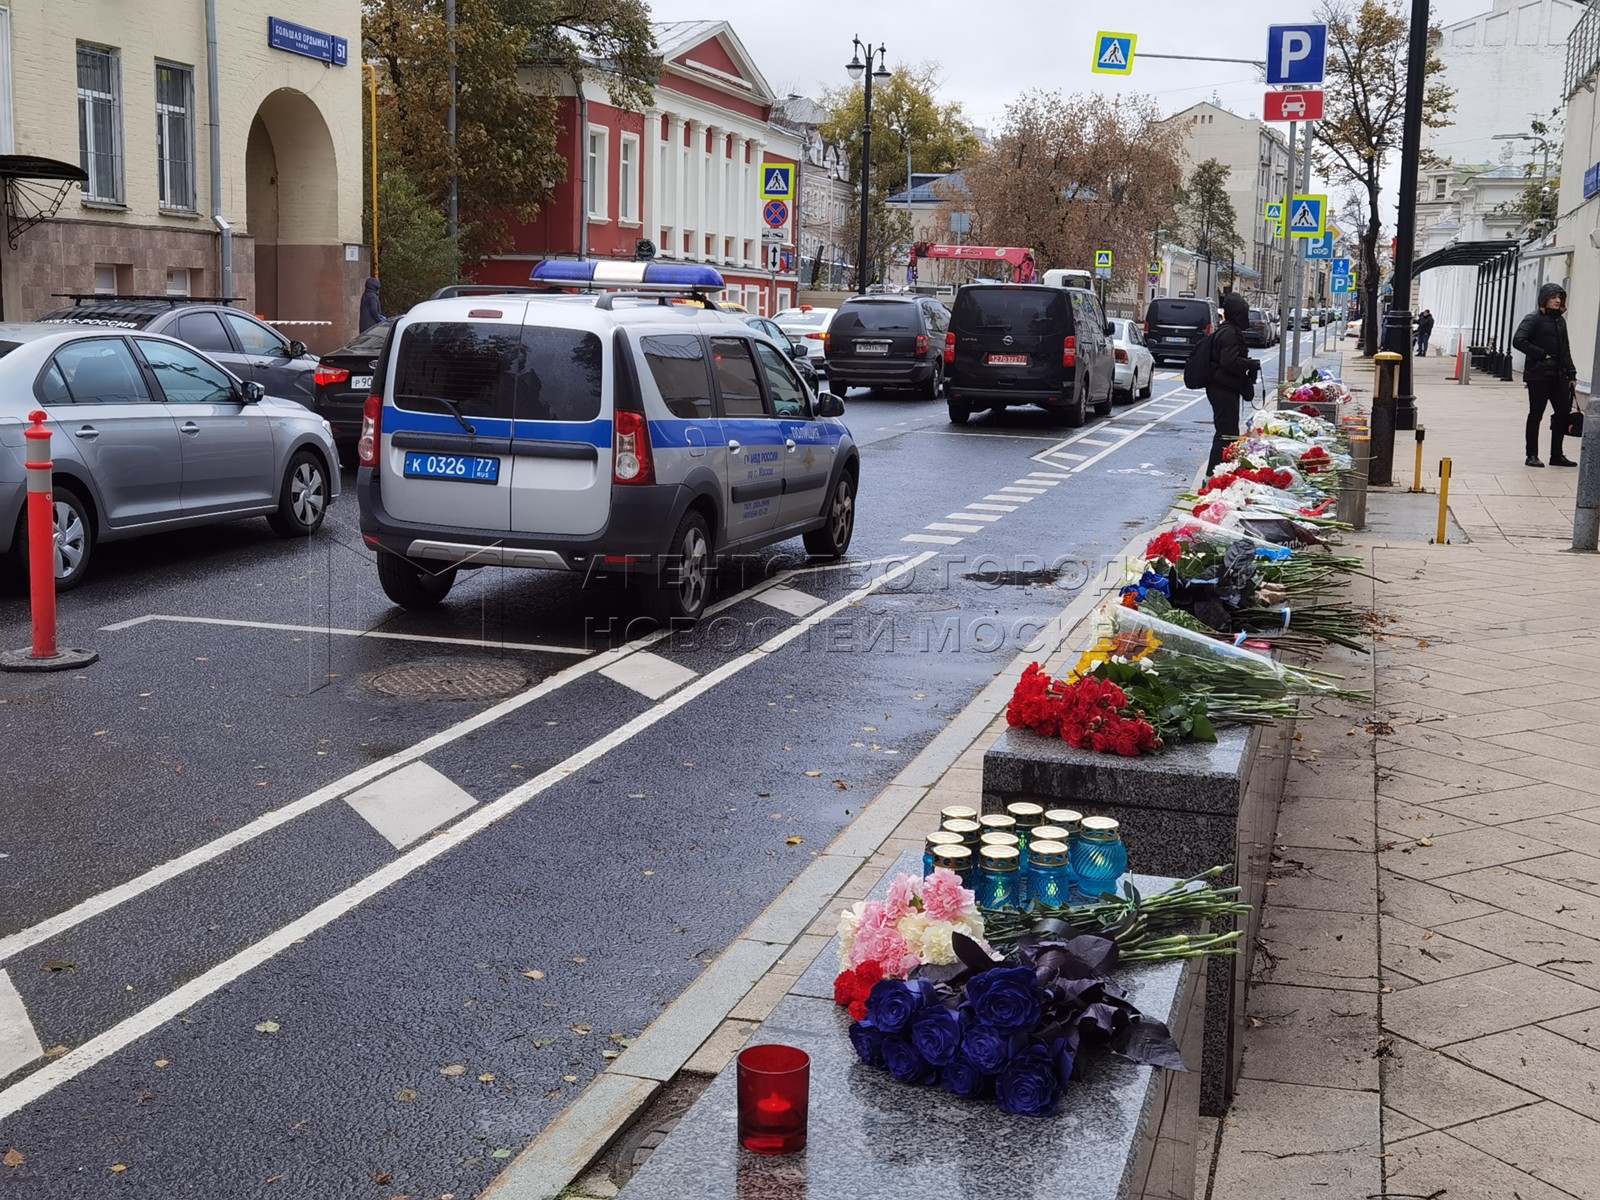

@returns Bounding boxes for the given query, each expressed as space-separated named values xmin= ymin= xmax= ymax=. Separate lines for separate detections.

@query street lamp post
xmin=846 ymin=37 xmax=890 ymax=295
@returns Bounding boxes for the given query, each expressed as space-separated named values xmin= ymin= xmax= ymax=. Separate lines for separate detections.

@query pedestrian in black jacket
xmin=1512 ymin=283 xmax=1578 ymax=467
xmin=1205 ymin=293 xmax=1259 ymax=472
xmin=1414 ymin=309 xmax=1434 ymax=357
xmin=359 ymin=277 xmax=383 ymax=332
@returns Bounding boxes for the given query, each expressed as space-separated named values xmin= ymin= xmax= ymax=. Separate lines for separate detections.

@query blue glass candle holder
xmin=1027 ymin=840 xmax=1072 ymax=911
xmin=1071 ymin=816 xmax=1128 ymax=898
xmin=932 ymin=843 xmax=974 ymax=887
xmin=975 ymin=845 xmax=1020 ymax=911
xmin=924 ymin=830 xmax=966 ymax=877
xmin=1005 ymin=802 xmax=1044 ymax=860
xmin=1033 ymin=825 xmax=1077 ymax=894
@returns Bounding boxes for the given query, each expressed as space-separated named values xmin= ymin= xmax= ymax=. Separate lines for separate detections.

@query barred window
xmin=156 ymin=63 xmax=195 ymax=211
xmin=76 ymin=45 xmax=123 ymax=203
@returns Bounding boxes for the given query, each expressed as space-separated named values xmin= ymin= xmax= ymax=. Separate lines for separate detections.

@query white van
xmin=1042 ymin=268 xmax=1095 ymax=291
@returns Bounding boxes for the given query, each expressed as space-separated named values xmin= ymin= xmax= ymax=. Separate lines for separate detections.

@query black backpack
xmin=1184 ymin=331 xmax=1216 ymax=389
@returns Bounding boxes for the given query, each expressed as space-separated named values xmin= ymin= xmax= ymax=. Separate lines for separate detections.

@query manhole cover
xmin=362 ymin=659 xmax=530 ymax=701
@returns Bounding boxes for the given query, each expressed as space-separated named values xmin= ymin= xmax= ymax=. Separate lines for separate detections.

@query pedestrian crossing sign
xmin=1289 ymin=193 xmax=1327 ymax=239
xmin=1095 ymin=249 xmax=1114 ymax=268
xmin=759 ymin=162 xmax=794 ymax=202
xmin=1263 ymin=202 xmax=1284 ymax=222
xmin=1092 ymin=32 xmax=1136 ymax=75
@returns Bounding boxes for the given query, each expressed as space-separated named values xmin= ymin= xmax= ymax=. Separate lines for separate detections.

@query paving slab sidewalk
xmin=1199 ymin=358 xmax=1600 ymax=1200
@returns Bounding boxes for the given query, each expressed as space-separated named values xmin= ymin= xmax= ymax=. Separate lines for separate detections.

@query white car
xmin=1108 ymin=318 xmax=1155 ymax=402
xmin=774 ymin=306 xmax=835 ymax=374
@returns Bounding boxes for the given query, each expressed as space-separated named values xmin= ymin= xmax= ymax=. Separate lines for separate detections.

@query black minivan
xmin=943 ymin=284 xmax=1115 ymax=426
xmin=824 ymin=296 xmax=949 ymax=398
xmin=1144 ymin=297 xmax=1215 ymax=364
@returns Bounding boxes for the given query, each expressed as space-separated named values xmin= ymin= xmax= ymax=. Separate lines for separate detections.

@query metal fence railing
xmin=1566 ymin=3 xmax=1600 ymax=99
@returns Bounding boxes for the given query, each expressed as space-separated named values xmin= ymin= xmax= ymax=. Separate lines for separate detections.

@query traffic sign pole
xmin=1277 ymin=118 xmax=1296 ymax=389
xmin=1291 ymin=120 xmax=1313 ymax=374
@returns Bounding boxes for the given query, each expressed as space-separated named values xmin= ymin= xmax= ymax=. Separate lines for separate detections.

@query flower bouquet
xmin=836 ymin=869 xmax=990 ymax=1000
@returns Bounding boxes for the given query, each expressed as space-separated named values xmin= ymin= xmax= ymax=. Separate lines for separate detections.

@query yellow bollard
xmin=1411 ymin=426 xmax=1426 ymax=494
xmin=1434 ymin=457 xmax=1452 ymax=544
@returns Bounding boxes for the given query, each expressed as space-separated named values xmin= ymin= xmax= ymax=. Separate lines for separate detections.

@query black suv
xmin=1143 ymin=297 xmax=1214 ymax=364
xmin=35 ymin=297 xmax=319 ymax=403
xmin=824 ymin=296 xmax=949 ymax=398
xmin=1243 ymin=308 xmax=1275 ymax=348
xmin=943 ymin=283 xmax=1115 ymax=426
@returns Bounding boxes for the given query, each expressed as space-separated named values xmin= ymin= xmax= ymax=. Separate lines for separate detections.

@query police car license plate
xmin=351 ymin=375 xmax=373 ymax=389
xmin=403 ymin=452 xmax=500 ymax=484
xmin=987 ymin=354 xmax=1028 ymax=365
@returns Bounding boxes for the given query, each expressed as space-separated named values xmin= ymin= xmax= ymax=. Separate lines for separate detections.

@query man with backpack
xmin=1187 ymin=292 xmax=1260 ymax=472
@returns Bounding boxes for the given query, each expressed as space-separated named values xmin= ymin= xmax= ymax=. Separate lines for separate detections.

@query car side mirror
xmin=240 ymin=381 xmax=265 ymax=403
xmin=288 ymin=340 xmax=307 ymax=358
xmin=815 ymin=392 xmax=845 ymax=418
xmin=1104 ymin=321 xmax=1115 ymax=337
xmin=789 ymin=341 xmax=808 ymax=361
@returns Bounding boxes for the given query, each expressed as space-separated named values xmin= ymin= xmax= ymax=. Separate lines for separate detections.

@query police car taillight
xmin=358 ymin=394 xmax=382 ymax=468
xmin=613 ymin=410 xmax=654 ymax=485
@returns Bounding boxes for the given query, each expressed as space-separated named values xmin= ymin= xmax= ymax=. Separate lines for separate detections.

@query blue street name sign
xmin=268 ymin=16 xmax=348 ymax=67
xmin=1266 ymin=24 xmax=1327 ymax=86
xmin=1306 ymin=232 xmax=1335 ymax=260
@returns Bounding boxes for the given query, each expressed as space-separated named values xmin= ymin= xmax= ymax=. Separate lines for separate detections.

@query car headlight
xmin=321 ymin=419 xmax=333 ymax=435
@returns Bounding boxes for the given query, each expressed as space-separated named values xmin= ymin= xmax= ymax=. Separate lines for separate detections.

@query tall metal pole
xmin=1276 ymin=119 xmax=1297 ymax=387
xmin=446 ymin=0 xmax=458 ymax=242
xmin=851 ymin=43 xmax=883 ymax=295
xmin=1291 ymin=120 xmax=1312 ymax=375
xmin=1387 ymin=0 xmax=1430 ymax=430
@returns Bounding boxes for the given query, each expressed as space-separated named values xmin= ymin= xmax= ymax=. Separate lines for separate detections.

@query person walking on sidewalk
xmin=1414 ymin=309 xmax=1434 ymax=357
xmin=358 ymin=277 xmax=383 ymax=332
xmin=1513 ymin=283 xmax=1578 ymax=467
xmin=1203 ymin=293 xmax=1260 ymax=473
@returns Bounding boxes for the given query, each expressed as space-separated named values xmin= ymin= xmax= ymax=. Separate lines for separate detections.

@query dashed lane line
xmin=902 ymin=533 xmax=964 ymax=545
xmin=950 ymin=511 xmax=1002 ymax=523
xmin=983 ymin=493 xmax=1033 ymax=503
xmin=925 ymin=522 xmax=986 ymax=534
xmin=967 ymin=503 xmax=1019 ymax=513
xmin=599 ymin=651 xmax=701 ymax=700
xmin=99 ymin=615 xmax=591 ymax=657
xmin=0 ymin=552 xmax=941 ymax=1123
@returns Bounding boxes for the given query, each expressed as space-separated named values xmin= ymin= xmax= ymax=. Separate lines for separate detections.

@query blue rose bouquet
xmin=843 ymin=931 xmax=1188 ymax=1117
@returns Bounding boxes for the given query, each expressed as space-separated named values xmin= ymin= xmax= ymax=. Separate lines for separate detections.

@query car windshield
xmin=833 ymin=302 xmax=919 ymax=333
xmin=776 ymin=312 xmax=829 ymax=328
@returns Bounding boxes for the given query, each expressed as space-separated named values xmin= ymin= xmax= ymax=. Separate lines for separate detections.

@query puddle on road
xmin=960 ymin=565 xmax=1074 ymax=589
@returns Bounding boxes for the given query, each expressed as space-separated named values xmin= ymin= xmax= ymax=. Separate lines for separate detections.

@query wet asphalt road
xmin=0 ymin=347 xmax=1304 ymax=1196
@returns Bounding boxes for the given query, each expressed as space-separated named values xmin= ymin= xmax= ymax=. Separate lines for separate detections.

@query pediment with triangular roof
xmin=653 ymin=20 xmax=776 ymax=108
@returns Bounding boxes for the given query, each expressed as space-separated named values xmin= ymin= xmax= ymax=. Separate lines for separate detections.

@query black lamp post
xmin=846 ymin=36 xmax=890 ymax=294
xmin=1384 ymin=0 xmax=1430 ymax=432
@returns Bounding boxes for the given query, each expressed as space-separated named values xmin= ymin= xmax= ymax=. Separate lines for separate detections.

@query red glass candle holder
xmin=736 ymin=1044 xmax=809 ymax=1155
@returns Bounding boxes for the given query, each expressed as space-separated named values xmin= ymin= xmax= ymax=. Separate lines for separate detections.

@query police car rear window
xmin=393 ymin=323 xmax=603 ymax=422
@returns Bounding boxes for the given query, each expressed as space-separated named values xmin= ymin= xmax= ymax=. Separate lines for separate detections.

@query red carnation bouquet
xmin=1007 ymin=663 xmax=1162 ymax=756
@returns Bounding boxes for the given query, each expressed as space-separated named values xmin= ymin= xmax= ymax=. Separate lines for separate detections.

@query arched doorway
xmin=246 ymin=89 xmax=340 ymax=340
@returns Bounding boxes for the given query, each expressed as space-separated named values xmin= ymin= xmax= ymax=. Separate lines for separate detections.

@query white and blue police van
xmin=355 ymin=261 xmax=860 ymax=623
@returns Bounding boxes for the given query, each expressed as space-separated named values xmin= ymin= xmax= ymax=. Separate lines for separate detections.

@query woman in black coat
xmin=1512 ymin=283 xmax=1578 ymax=467
xmin=1205 ymin=293 xmax=1259 ymax=472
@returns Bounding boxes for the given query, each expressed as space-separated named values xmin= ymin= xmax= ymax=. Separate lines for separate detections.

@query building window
xmin=1432 ymin=176 xmax=1447 ymax=200
xmin=155 ymin=62 xmax=195 ymax=211
xmin=77 ymin=44 xmax=123 ymax=203
xmin=93 ymin=264 xmax=119 ymax=294
xmin=165 ymin=268 xmax=191 ymax=297
xmin=586 ymin=126 xmax=609 ymax=220
xmin=619 ymin=133 xmax=639 ymax=223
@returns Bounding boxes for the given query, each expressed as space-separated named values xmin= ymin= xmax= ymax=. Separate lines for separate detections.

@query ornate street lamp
xmin=846 ymin=37 xmax=890 ymax=294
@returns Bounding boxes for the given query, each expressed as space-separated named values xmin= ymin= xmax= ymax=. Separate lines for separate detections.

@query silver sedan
xmin=1108 ymin=318 xmax=1155 ymax=402
xmin=0 ymin=325 xmax=340 ymax=590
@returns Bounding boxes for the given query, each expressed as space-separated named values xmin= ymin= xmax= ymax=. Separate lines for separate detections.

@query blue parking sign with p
xmin=1266 ymin=23 xmax=1327 ymax=85
xmin=1331 ymin=275 xmax=1351 ymax=293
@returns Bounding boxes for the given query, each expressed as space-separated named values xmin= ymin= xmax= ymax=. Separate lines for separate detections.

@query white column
xmin=643 ymin=110 xmax=660 ymax=252
xmin=750 ymin=137 xmax=767 ymax=269
xmin=667 ymin=115 xmax=685 ymax=256
xmin=705 ymin=125 xmax=724 ymax=260
xmin=685 ymin=119 xmax=702 ymax=256
xmin=738 ymin=137 xmax=754 ymax=266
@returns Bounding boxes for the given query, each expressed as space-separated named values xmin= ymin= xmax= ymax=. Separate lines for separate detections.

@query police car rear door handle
xmin=727 ymin=440 xmax=741 ymax=452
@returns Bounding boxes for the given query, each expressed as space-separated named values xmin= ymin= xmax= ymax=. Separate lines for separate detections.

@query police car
xmin=356 ymin=261 xmax=860 ymax=623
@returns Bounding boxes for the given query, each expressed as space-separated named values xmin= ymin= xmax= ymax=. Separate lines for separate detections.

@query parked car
xmin=823 ymin=296 xmax=950 ymax=398
xmin=1286 ymin=308 xmax=1315 ymax=331
xmin=35 ymin=297 xmax=320 ymax=404
xmin=943 ymin=282 xmax=1116 ymax=425
xmin=1242 ymin=308 xmax=1277 ymax=348
xmin=1107 ymin=318 xmax=1155 ymax=402
xmin=738 ymin=314 xmax=821 ymax=391
xmin=313 ymin=323 xmax=392 ymax=461
xmin=1143 ymin=297 xmax=1214 ymax=364
xmin=357 ymin=261 xmax=859 ymax=625
xmin=773 ymin=306 xmax=835 ymax=375
xmin=1 ymin=325 xmax=339 ymax=590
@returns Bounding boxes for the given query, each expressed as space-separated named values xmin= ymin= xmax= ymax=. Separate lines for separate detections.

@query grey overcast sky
xmin=648 ymin=0 xmax=1491 ymax=221
xmin=647 ymin=0 xmax=1488 ymax=131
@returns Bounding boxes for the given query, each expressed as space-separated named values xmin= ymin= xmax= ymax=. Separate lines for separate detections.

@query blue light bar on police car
xmin=530 ymin=260 xmax=726 ymax=289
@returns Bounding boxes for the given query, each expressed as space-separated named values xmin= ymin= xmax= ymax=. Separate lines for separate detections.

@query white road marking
xmin=752 ymin=585 xmax=826 ymax=617
xmin=925 ymin=522 xmax=985 ymax=534
xmin=983 ymin=493 xmax=1033 ymax=503
xmin=949 ymin=511 xmax=1002 ymax=523
xmin=1075 ymin=438 xmax=1113 ymax=447
xmin=599 ymin=650 xmax=699 ymax=700
xmin=0 ymin=552 xmax=939 ymax=1122
xmin=997 ymin=486 xmax=1048 ymax=495
xmin=99 ymin=615 xmax=589 ymax=656
xmin=1026 ymin=472 xmax=1072 ymax=481
xmin=1058 ymin=393 xmax=1208 ymax=475
xmin=1020 ymin=476 xmax=1062 ymax=486
xmin=967 ymin=503 xmax=1018 ymax=513
xmin=0 ymin=970 xmax=42 ymax=1078
xmin=0 ymin=561 xmax=844 ymax=967
xmin=344 ymin=761 xmax=479 ymax=849
xmin=1050 ymin=451 xmax=1087 ymax=461
xmin=902 ymin=533 xmax=963 ymax=545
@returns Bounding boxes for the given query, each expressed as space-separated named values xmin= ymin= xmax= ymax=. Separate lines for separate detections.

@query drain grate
xmin=362 ymin=659 xmax=530 ymax=701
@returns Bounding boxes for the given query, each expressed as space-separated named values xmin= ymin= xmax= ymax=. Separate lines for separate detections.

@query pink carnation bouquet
xmin=836 ymin=869 xmax=988 ymax=980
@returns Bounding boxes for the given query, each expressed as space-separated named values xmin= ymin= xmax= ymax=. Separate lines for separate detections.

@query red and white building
xmin=476 ymin=21 xmax=804 ymax=314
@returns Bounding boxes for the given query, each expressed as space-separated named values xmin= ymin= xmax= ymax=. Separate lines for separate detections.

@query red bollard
xmin=0 ymin=411 xmax=98 ymax=672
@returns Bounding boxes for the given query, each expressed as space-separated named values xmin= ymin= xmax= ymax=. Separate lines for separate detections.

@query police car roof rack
xmin=51 ymin=293 xmax=243 ymax=306
xmin=431 ymin=284 xmax=544 ymax=300
xmin=591 ymin=289 xmax=722 ymax=311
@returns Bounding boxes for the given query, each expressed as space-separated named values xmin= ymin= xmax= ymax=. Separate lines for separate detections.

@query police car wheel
xmin=377 ymin=551 xmax=456 ymax=610
xmin=804 ymin=469 xmax=856 ymax=559
xmin=650 ymin=510 xmax=711 ymax=625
